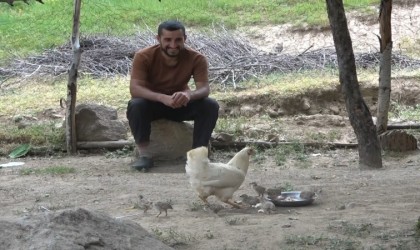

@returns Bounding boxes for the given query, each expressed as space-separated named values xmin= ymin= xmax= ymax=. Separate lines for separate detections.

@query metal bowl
xmin=267 ymin=191 xmax=315 ymax=207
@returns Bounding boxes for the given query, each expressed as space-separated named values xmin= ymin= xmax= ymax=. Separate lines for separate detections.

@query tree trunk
xmin=376 ymin=0 xmax=393 ymax=134
xmin=325 ymin=0 xmax=382 ymax=169
xmin=66 ymin=0 xmax=82 ymax=154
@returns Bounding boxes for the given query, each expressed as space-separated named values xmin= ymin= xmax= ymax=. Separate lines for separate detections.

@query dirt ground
xmin=1 ymin=80 xmax=420 ymax=249
xmin=1 ymin=4 xmax=420 ymax=249
xmin=0 ymin=144 xmax=419 ymax=249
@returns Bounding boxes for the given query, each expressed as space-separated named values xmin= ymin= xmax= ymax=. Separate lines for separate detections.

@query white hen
xmin=185 ymin=146 xmax=253 ymax=208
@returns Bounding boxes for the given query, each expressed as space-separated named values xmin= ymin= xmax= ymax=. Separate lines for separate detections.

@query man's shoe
xmin=132 ymin=156 xmax=154 ymax=172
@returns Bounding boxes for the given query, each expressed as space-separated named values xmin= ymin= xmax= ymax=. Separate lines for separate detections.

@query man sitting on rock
xmin=126 ymin=20 xmax=219 ymax=172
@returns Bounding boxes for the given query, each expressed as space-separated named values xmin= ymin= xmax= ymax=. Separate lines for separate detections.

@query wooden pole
xmin=376 ymin=0 xmax=393 ymax=134
xmin=75 ymin=140 xmax=358 ymax=150
xmin=66 ymin=0 xmax=82 ymax=154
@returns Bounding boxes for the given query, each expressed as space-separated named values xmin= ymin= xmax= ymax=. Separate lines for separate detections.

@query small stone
xmin=337 ymin=204 xmax=346 ymax=210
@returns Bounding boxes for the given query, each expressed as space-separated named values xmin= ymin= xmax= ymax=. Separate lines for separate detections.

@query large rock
xmin=135 ymin=119 xmax=193 ymax=161
xmin=0 ymin=208 xmax=173 ymax=250
xmin=76 ymin=103 xmax=127 ymax=141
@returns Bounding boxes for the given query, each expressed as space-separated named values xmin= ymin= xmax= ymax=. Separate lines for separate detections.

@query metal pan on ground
xmin=268 ymin=191 xmax=315 ymax=207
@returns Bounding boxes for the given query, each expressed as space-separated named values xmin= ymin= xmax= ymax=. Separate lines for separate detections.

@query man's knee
xmin=128 ymin=98 xmax=149 ymax=109
xmin=127 ymin=98 xmax=150 ymax=117
xmin=203 ymin=98 xmax=219 ymax=115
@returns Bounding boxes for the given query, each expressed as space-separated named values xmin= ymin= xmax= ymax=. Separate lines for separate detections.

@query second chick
xmin=154 ymin=201 xmax=173 ymax=217
xmin=250 ymin=182 xmax=266 ymax=197
xmin=256 ymin=199 xmax=276 ymax=214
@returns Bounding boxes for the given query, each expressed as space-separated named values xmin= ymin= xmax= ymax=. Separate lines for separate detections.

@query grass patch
xmin=0 ymin=69 xmax=393 ymax=117
xmin=328 ymin=221 xmax=374 ymax=238
xmin=214 ymin=70 xmax=341 ymax=101
xmin=0 ymin=76 xmax=130 ymax=115
xmin=0 ymin=0 xmax=379 ymax=61
xmin=188 ymin=201 xmax=205 ymax=212
xmin=151 ymin=227 xmax=197 ymax=247
xmin=0 ymin=121 xmax=65 ymax=156
xmin=3 ymin=122 xmax=64 ymax=145
xmin=224 ymin=216 xmax=248 ymax=226
xmin=0 ymin=68 xmax=418 ymax=156
xmin=284 ymin=234 xmax=361 ymax=249
xmin=305 ymin=130 xmax=342 ymax=143
xmin=399 ymin=37 xmax=420 ymax=58
xmin=252 ymin=147 xmax=268 ymax=164
xmin=285 ymin=235 xmax=327 ymax=246
xmin=214 ymin=116 xmax=248 ymax=137
xmin=390 ymin=103 xmax=420 ymax=121
xmin=105 ymin=146 xmax=134 ymax=158
xmin=19 ymin=165 xmax=76 ymax=175
xmin=272 ymin=142 xmax=308 ymax=166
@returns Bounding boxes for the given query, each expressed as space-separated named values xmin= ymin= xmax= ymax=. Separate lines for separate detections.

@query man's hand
xmin=158 ymin=91 xmax=190 ymax=108
xmin=171 ymin=91 xmax=191 ymax=108
xmin=159 ymin=95 xmax=176 ymax=108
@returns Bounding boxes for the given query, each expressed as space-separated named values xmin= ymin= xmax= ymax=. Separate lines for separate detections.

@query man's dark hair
xmin=158 ymin=20 xmax=186 ymax=36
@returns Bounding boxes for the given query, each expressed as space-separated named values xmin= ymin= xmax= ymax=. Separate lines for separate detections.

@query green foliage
xmin=0 ymin=121 xmax=65 ymax=146
xmin=390 ymin=103 xmax=420 ymax=121
xmin=151 ymin=227 xmax=197 ymax=247
xmin=8 ymin=144 xmax=31 ymax=158
xmin=399 ymin=37 xmax=420 ymax=58
xmin=273 ymin=142 xmax=307 ymax=166
xmin=188 ymin=201 xmax=205 ymax=212
xmin=0 ymin=0 xmax=379 ymax=61
xmin=214 ymin=117 xmax=248 ymax=136
xmin=0 ymin=119 xmax=65 ymax=156
xmin=282 ymin=182 xmax=294 ymax=192
xmin=105 ymin=146 xmax=133 ymax=158
xmin=285 ymin=234 xmax=328 ymax=246
xmin=328 ymin=221 xmax=374 ymax=238
xmin=224 ymin=216 xmax=248 ymax=226
xmin=284 ymin=234 xmax=362 ymax=249
xmin=305 ymin=130 xmax=342 ymax=143
xmin=214 ymin=70 xmax=340 ymax=101
xmin=0 ymin=77 xmax=129 ymax=115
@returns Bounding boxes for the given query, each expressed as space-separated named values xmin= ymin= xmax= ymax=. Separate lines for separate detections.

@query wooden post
xmin=376 ymin=0 xmax=393 ymax=134
xmin=66 ymin=0 xmax=82 ymax=154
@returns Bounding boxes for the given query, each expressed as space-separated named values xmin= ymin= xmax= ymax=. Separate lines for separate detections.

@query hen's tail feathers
xmin=185 ymin=146 xmax=210 ymax=177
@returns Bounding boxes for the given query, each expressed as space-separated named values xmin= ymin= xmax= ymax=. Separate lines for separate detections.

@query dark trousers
xmin=126 ymin=97 xmax=219 ymax=148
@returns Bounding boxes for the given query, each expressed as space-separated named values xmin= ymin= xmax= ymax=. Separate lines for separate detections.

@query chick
xmin=300 ymin=191 xmax=316 ymax=200
xmin=239 ymin=194 xmax=260 ymax=207
xmin=257 ymin=199 xmax=276 ymax=214
xmin=205 ymin=203 xmax=225 ymax=214
xmin=154 ymin=201 xmax=173 ymax=217
xmin=265 ymin=187 xmax=285 ymax=198
xmin=136 ymin=195 xmax=153 ymax=214
xmin=250 ymin=182 xmax=266 ymax=197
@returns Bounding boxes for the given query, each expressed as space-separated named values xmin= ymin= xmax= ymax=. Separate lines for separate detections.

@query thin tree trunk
xmin=66 ymin=0 xmax=82 ymax=154
xmin=325 ymin=0 xmax=382 ymax=168
xmin=376 ymin=0 xmax=393 ymax=134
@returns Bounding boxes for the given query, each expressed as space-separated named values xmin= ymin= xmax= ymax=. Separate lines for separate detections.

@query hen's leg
xmin=223 ymin=199 xmax=243 ymax=209
xmin=199 ymin=195 xmax=209 ymax=205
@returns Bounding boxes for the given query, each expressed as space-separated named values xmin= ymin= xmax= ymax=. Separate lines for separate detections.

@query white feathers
xmin=185 ymin=146 xmax=253 ymax=207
